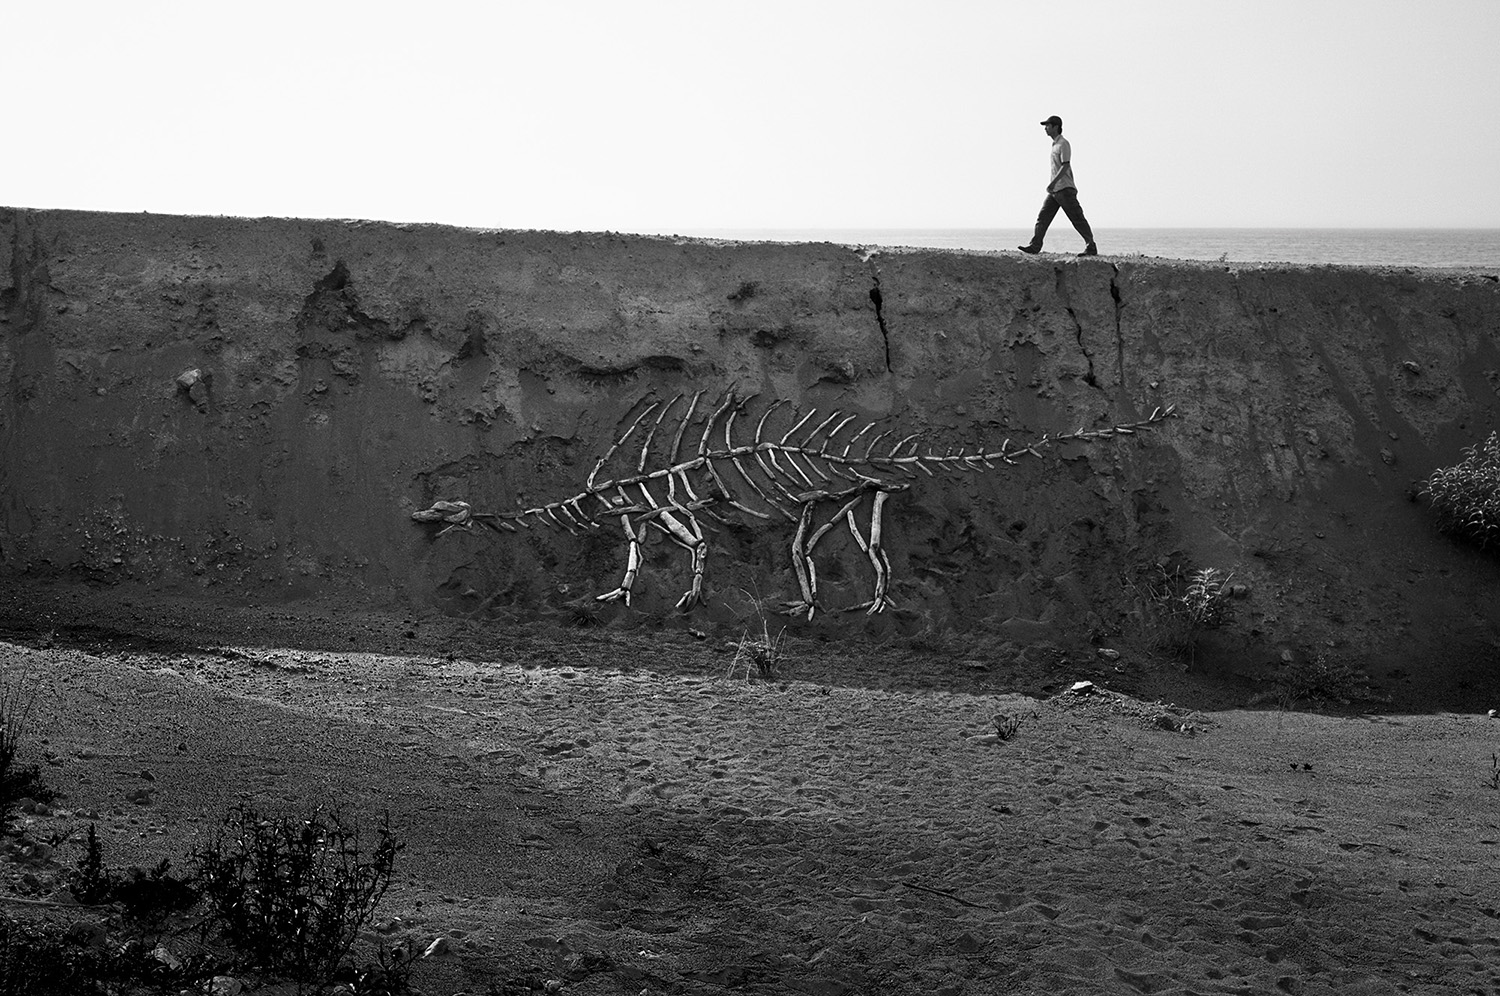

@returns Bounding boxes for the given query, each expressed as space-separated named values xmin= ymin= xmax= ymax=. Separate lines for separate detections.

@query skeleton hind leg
xmin=845 ymin=489 xmax=897 ymax=614
xmin=648 ymin=508 xmax=709 ymax=610
xmin=596 ymin=515 xmax=645 ymax=605
xmin=792 ymin=492 xmax=870 ymax=619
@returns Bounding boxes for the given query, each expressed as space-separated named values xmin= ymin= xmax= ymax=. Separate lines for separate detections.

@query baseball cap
xmin=1040 ymin=115 xmax=1063 ymax=127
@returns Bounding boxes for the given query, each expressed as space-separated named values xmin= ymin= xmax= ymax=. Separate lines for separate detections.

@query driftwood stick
xmin=901 ymin=879 xmax=994 ymax=910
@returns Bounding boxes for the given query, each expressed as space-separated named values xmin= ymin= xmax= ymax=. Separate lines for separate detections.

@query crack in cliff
xmin=0 ymin=212 xmax=15 ymax=319
xmin=867 ymin=266 xmax=893 ymax=373
xmin=1110 ymin=264 xmax=1126 ymax=391
xmin=2 ymin=217 xmax=50 ymax=334
xmin=1054 ymin=265 xmax=1100 ymax=389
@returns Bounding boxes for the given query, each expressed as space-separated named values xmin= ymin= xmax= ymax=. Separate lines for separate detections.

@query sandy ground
xmin=2 ymin=582 xmax=1500 ymax=995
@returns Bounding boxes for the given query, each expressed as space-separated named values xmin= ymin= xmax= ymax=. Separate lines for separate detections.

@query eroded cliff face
xmin=4 ymin=208 xmax=1499 ymax=681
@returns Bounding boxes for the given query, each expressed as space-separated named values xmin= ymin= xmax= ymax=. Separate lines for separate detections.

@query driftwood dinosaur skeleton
xmin=413 ymin=391 xmax=1176 ymax=618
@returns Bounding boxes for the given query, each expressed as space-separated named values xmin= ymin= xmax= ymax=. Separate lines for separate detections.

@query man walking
xmin=1018 ymin=115 xmax=1098 ymax=257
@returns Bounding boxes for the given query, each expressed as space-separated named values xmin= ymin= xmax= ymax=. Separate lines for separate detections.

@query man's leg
xmin=1019 ymin=194 xmax=1061 ymax=253
xmin=1053 ymin=187 xmax=1096 ymax=250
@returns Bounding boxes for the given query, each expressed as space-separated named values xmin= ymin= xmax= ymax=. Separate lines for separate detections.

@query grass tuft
xmin=727 ymin=590 xmax=788 ymax=680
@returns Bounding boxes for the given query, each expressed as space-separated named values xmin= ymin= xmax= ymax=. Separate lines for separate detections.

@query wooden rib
xmin=754 ymin=399 xmax=788 ymax=444
xmin=588 ymin=401 xmax=658 ymax=490
xmin=886 ymin=433 xmax=921 ymax=459
xmin=636 ymin=394 xmax=683 ymax=473
xmin=862 ymin=430 xmax=894 ymax=462
xmin=733 ymin=450 xmax=796 ymax=518
xmin=668 ymin=390 xmax=706 ymax=463
xmin=703 ymin=456 xmax=773 ymax=519
xmin=752 ymin=448 xmax=804 ymax=506
xmin=541 ymin=507 xmax=574 ymax=533
xmin=777 ymin=448 xmax=821 ymax=488
xmin=779 ymin=407 xmax=818 ymax=445
xmin=698 ymin=392 xmax=739 ymax=456
xmin=722 ymin=394 xmax=754 ymax=455
xmin=839 ymin=420 xmax=876 ymax=459
xmin=810 ymin=412 xmax=854 ymax=452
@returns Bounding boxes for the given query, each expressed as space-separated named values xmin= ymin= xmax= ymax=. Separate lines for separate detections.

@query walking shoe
xmin=1078 ymin=244 xmax=1098 ymax=256
xmin=1017 ymin=244 xmax=1041 ymax=254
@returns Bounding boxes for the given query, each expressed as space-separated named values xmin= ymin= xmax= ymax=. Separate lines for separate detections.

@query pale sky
xmin=7 ymin=0 xmax=1499 ymax=233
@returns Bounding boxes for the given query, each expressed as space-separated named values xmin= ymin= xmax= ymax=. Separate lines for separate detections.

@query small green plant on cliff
xmin=1126 ymin=564 xmax=1236 ymax=663
xmin=1182 ymin=567 xmax=1235 ymax=629
xmin=1423 ymin=431 xmax=1500 ymax=550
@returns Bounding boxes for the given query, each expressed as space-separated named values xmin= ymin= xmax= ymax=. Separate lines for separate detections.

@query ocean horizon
xmin=659 ymin=227 xmax=1500 ymax=271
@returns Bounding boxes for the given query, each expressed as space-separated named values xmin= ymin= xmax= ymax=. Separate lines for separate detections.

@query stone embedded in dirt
xmin=174 ymin=367 xmax=211 ymax=408
xmin=422 ymin=936 xmax=451 ymax=958
xmin=125 ymin=787 xmax=155 ymax=805
xmin=1097 ymin=648 xmax=1121 ymax=661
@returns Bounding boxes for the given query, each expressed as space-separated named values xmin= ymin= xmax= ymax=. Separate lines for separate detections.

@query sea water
xmin=664 ymin=228 xmax=1500 ymax=270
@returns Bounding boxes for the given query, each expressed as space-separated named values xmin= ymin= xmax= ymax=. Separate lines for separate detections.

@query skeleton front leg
xmin=596 ymin=514 xmax=645 ymax=605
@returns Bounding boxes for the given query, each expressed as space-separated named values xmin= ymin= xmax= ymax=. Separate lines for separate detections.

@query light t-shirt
xmin=1049 ymin=136 xmax=1076 ymax=192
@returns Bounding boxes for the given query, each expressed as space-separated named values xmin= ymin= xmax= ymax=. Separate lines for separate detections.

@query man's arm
xmin=1047 ymin=137 xmax=1073 ymax=192
xmin=1048 ymin=158 xmax=1069 ymax=192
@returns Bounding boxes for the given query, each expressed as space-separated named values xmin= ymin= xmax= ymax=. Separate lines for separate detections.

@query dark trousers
xmin=1029 ymin=187 xmax=1094 ymax=248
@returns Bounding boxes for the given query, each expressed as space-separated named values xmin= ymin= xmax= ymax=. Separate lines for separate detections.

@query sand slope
xmin=3 ymin=590 xmax=1498 ymax=994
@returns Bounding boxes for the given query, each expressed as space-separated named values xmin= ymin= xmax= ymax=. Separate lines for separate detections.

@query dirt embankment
xmin=3 ymin=208 xmax=1500 ymax=701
